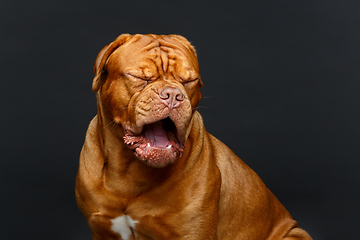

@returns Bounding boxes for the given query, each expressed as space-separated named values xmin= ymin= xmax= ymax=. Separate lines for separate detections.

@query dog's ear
xmin=92 ymin=34 xmax=132 ymax=92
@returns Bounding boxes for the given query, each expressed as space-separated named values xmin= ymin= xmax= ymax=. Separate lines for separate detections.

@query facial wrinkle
xmin=158 ymin=36 xmax=182 ymax=78
xmin=153 ymin=47 xmax=164 ymax=77
xmin=158 ymin=45 xmax=181 ymax=81
xmin=142 ymin=38 xmax=160 ymax=52
xmin=158 ymin=37 xmax=190 ymax=61
xmin=160 ymin=49 xmax=169 ymax=73
xmin=167 ymin=51 xmax=180 ymax=80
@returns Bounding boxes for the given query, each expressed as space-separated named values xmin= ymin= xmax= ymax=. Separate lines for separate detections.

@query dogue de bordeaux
xmin=75 ymin=34 xmax=312 ymax=240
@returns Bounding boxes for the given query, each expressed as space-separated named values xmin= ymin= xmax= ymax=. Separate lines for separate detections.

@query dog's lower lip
xmin=125 ymin=127 xmax=142 ymax=136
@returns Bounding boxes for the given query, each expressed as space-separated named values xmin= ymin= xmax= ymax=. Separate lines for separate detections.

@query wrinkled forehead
xmin=107 ymin=35 xmax=199 ymax=79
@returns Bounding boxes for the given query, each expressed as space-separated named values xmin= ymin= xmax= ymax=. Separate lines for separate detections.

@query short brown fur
xmin=76 ymin=34 xmax=312 ymax=240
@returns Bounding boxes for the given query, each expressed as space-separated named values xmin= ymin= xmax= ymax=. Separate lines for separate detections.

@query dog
xmin=75 ymin=34 xmax=312 ymax=240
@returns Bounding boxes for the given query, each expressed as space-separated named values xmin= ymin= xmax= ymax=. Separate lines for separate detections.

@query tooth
xmin=166 ymin=145 xmax=172 ymax=149
xmin=147 ymin=143 xmax=151 ymax=148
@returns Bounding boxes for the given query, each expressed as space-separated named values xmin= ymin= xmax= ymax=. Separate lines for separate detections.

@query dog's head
xmin=92 ymin=34 xmax=203 ymax=168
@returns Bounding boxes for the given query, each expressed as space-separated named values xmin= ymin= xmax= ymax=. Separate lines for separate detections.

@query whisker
xmin=103 ymin=120 xmax=117 ymax=129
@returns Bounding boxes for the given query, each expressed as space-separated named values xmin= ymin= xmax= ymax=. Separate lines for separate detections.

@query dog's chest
xmin=111 ymin=215 xmax=138 ymax=240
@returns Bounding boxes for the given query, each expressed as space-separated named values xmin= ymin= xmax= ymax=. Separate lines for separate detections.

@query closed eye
xmin=125 ymin=73 xmax=148 ymax=81
xmin=183 ymin=78 xmax=200 ymax=85
xmin=182 ymin=78 xmax=201 ymax=92
xmin=124 ymin=73 xmax=150 ymax=88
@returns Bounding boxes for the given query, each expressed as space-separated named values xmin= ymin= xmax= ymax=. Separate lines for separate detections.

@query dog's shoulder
xmin=206 ymin=131 xmax=269 ymax=198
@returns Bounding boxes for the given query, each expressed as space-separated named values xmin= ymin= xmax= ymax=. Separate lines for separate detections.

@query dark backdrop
xmin=2 ymin=0 xmax=359 ymax=239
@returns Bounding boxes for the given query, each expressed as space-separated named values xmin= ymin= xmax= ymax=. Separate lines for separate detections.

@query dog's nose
xmin=159 ymin=87 xmax=184 ymax=109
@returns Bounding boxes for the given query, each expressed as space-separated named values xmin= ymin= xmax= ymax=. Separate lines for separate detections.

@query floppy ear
xmin=92 ymin=34 xmax=132 ymax=92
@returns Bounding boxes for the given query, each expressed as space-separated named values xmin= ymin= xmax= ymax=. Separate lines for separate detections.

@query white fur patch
xmin=111 ymin=215 xmax=138 ymax=240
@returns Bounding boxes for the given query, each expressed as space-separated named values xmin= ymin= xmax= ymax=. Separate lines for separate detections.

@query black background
xmin=2 ymin=0 xmax=359 ymax=239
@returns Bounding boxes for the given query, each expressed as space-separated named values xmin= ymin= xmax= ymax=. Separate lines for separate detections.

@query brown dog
xmin=75 ymin=34 xmax=312 ymax=240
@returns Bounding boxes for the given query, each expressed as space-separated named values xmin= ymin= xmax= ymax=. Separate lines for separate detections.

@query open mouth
xmin=123 ymin=117 xmax=185 ymax=168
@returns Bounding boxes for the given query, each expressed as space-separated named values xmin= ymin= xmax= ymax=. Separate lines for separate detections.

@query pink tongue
xmin=144 ymin=121 xmax=169 ymax=148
